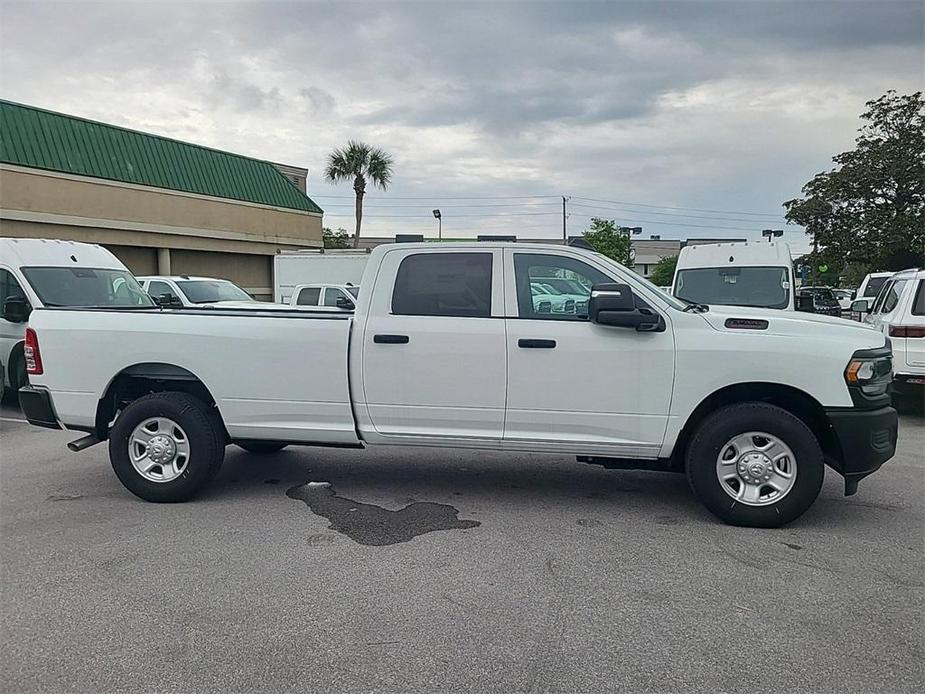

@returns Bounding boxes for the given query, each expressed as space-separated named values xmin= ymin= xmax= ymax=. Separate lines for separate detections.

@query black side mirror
xmin=795 ymin=294 xmax=815 ymax=312
xmin=588 ymin=283 xmax=665 ymax=332
xmin=2 ymin=298 xmax=31 ymax=323
xmin=335 ymin=295 xmax=355 ymax=310
xmin=154 ymin=293 xmax=182 ymax=308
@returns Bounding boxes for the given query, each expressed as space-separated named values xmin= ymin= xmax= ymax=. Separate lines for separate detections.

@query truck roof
xmin=137 ymin=275 xmax=235 ymax=282
xmin=0 ymin=237 xmax=125 ymax=269
xmin=676 ymin=241 xmax=793 ymax=269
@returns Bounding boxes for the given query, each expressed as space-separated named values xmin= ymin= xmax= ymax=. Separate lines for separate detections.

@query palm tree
xmin=324 ymin=141 xmax=394 ymax=248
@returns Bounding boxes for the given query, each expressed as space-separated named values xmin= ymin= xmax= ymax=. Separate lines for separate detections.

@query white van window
xmin=0 ymin=269 xmax=29 ymax=311
xmin=21 ymin=267 xmax=152 ymax=307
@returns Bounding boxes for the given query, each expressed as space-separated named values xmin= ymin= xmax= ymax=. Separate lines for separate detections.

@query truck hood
xmin=699 ymin=306 xmax=885 ymax=345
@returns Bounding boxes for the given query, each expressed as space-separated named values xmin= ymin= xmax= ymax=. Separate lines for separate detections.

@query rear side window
xmin=911 ymin=280 xmax=924 ymax=316
xmin=864 ymin=276 xmax=888 ymax=297
xmin=296 ymin=287 xmax=321 ymax=306
xmin=392 ymin=253 xmax=492 ymax=318
xmin=879 ymin=279 xmax=907 ymax=314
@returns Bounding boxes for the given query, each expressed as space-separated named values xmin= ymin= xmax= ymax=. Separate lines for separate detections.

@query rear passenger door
xmin=358 ymin=249 xmax=506 ymax=443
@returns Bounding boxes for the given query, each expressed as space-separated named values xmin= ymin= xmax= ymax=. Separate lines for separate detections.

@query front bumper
xmin=825 ymin=405 xmax=897 ymax=495
xmin=19 ymin=386 xmax=62 ymax=430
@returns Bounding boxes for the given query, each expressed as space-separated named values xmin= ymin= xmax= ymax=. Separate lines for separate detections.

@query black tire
xmin=686 ymin=402 xmax=824 ymax=528
xmin=235 ymin=441 xmax=288 ymax=454
xmin=3 ymin=350 xmax=27 ymax=402
xmin=109 ymin=392 xmax=225 ymax=503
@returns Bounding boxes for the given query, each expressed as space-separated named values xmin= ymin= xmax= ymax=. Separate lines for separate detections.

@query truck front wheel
xmin=686 ymin=402 xmax=824 ymax=528
xmin=109 ymin=392 xmax=225 ymax=502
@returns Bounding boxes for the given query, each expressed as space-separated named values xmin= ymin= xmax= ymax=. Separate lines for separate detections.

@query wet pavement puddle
xmin=286 ymin=482 xmax=480 ymax=546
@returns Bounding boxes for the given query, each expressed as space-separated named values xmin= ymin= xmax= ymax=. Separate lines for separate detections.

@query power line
xmin=311 ymin=194 xmax=560 ymax=200
xmin=571 ymin=196 xmax=783 ymax=218
xmin=567 ymin=211 xmax=796 ymax=233
xmin=569 ymin=201 xmax=784 ymax=224
xmin=323 ymin=211 xmax=561 ymax=219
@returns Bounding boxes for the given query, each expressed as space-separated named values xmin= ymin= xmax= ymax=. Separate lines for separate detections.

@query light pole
xmin=762 ymin=229 xmax=783 ymax=243
xmin=432 ymin=209 xmax=442 ymax=240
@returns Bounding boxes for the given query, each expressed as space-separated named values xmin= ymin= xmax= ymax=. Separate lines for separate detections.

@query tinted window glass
xmin=347 ymin=286 xmax=359 ymax=298
xmin=0 ymin=269 xmax=28 ymax=306
xmin=880 ymin=279 xmax=907 ymax=313
xmin=912 ymin=280 xmax=925 ymax=316
xmin=323 ymin=288 xmax=352 ymax=307
xmin=864 ymin=275 xmax=888 ymax=297
xmin=296 ymin=287 xmax=321 ymax=306
xmin=21 ymin=267 xmax=152 ymax=307
xmin=514 ymin=253 xmax=610 ymax=320
xmin=146 ymin=281 xmax=178 ymax=301
xmin=675 ymin=267 xmax=790 ymax=309
xmin=176 ymin=280 xmax=251 ymax=303
xmin=392 ymin=253 xmax=492 ymax=317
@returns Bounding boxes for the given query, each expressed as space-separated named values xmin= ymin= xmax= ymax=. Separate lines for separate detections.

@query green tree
xmin=324 ymin=141 xmax=394 ymax=248
xmin=784 ymin=91 xmax=924 ymax=275
xmin=581 ymin=218 xmax=633 ymax=266
xmin=322 ymin=227 xmax=350 ymax=249
xmin=648 ymin=254 xmax=678 ymax=287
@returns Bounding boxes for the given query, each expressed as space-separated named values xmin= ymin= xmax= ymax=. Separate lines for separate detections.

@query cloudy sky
xmin=1 ymin=1 xmax=922 ymax=249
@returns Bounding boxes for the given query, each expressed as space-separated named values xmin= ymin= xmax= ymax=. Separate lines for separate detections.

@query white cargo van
xmin=274 ymin=249 xmax=370 ymax=304
xmin=0 ymin=238 xmax=150 ymax=396
xmin=672 ymin=242 xmax=794 ymax=311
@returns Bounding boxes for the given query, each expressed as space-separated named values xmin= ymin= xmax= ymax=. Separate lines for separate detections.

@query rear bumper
xmin=825 ymin=406 xmax=897 ymax=495
xmin=19 ymin=386 xmax=62 ymax=430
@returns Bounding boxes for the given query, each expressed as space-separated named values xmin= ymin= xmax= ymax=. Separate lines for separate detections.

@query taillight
xmin=889 ymin=325 xmax=925 ymax=338
xmin=24 ymin=328 xmax=43 ymax=375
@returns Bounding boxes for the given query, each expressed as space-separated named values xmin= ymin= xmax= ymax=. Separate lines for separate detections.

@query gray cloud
xmin=1 ymin=0 xmax=922 ymax=247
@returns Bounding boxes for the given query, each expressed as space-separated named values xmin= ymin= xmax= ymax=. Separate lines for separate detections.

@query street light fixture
xmin=432 ymin=209 xmax=442 ymax=240
xmin=762 ymin=229 xmax=784 ymax=242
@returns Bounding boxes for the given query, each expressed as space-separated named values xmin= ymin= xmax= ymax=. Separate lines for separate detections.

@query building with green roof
xmin=0 ymin=99 xmax=324 ymax=298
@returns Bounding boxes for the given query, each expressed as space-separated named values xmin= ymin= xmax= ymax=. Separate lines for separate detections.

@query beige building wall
xmin=0 ymin=164 xmax=324 ymax=301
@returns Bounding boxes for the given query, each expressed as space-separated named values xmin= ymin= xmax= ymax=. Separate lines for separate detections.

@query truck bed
xmin=29 ymin=307 xmax=361 ymax=445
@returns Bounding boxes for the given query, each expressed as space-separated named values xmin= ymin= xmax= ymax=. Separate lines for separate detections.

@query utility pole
xmin=562 ymin=196 xmax=570 ymax=243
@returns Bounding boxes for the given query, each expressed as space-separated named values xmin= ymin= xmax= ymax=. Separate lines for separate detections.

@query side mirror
xmin=851 ymin=298 xmax=871 ymax=313
xmin=2 ymin=297 xmax=31 ymax=323
xmin=588 ymin=283 xmax=664 ymax=332
xmin=335 ymin=295 xmax=355 ymax=310
xmin=154 ymin=293 xmax=182 ymax=308
xmin=795 ymin=294 xmax=815 ymax=312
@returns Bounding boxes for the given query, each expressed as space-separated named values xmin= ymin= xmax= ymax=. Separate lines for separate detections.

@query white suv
xmin=858 ymin=269 xmax=925 ymax=396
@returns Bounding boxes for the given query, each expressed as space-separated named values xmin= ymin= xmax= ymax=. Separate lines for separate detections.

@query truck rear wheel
xmin=686 ymin=402 xmax=824 ymax=528
xmin=109 ymin=392 xmax=225 ymax=502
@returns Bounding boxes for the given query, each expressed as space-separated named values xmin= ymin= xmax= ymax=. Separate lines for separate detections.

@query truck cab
xmin=672 ymin=241 xmax=795 ymax=311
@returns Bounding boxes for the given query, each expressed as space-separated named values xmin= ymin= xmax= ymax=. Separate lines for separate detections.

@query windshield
xmin=675 ymin=266 xmax=790 ymax=309
xmin=863 ymin=276 xmax=889 ymax=297
xmin=21 ymin=267 xmax=153 ymax=307
xmin=346 ymin=286 xmax=359 ymax=298
xmin=176 ymin=280 xmax=252 ymax=303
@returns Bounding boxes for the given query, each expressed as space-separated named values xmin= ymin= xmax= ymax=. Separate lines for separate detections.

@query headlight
xmin=844 ymin=353 xmax=893 ymax=396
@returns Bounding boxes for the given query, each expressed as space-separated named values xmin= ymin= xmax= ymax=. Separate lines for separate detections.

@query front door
xmin=359 ymin=248 xmax=506 ymax=443
xmin=502 ymin=250 xmax=674 ymax=457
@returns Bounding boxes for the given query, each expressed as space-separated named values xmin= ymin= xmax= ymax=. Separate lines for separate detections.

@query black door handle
xmin=518 ymin=338 xmax=556 ymax=349
xmin=374 ymin=334 xmax=410 ymax=344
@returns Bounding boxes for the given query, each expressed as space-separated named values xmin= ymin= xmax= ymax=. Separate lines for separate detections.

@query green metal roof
xmin=0 ymin=100 xmax=322 ymax=214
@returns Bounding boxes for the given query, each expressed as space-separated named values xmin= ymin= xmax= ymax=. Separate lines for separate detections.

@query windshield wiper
xmin=677 ymin=297 xmax=710 ymax=313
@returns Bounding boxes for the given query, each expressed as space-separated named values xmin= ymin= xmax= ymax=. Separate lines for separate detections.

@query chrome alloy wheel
xmin=715 ymin=431 xmax=797 ymax=506
xmin=128 ymin=417 xmax=190 ymax=483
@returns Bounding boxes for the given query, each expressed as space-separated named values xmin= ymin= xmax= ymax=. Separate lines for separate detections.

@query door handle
xmin=373 ymin=334 xmax=410 ymax=344
xmin=518 ymin=338 xmax=556 ymax=349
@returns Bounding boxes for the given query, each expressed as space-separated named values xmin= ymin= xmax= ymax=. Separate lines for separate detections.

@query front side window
xmin=323 ymin=288 xmax=352 ymax=307
xmin=146 ymin=281 xmax=179 ymax=302
xmin=674 ymin=266 xmax=790 ymax=309
xmin=392 ymin=253 xmax=492 ymax=318
xmin=0 ymin=269 xmax=28 ymax=306
xmin=296 ymin=287 xmax=321 ymax=306
xmin=514 ymin=253 xmax=609 ymax=320
xmin=175 ymin=280 xmax=252 ymax=304
xmin=21 ymin=267 xmax=152 ymax=307
xmin=879 ymin=279 xmax=907 ymax=314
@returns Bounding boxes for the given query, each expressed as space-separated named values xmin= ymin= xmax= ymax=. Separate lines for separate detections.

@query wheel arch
xmin=95 ymin=362 xmax=227 ymax=441
xmin=671 ymin=382 xmax=841 ymax=470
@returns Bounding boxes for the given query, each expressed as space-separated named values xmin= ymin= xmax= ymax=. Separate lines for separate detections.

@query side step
xmin=577 ymin=455 xmax=681 ymax=473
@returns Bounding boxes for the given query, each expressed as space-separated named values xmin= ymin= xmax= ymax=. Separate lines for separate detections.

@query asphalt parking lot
xmin=1 ymin=400 xmax=922 ymax=693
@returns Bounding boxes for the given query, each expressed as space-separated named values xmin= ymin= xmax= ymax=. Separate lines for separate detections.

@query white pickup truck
xmin=21 ymin=243 xmax=897 ymax=527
